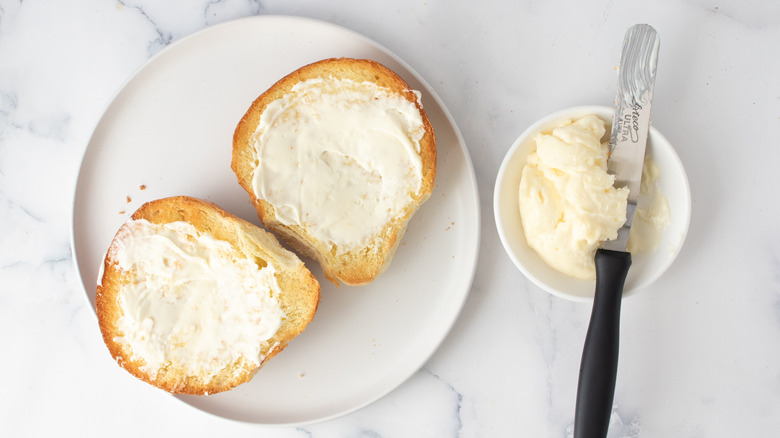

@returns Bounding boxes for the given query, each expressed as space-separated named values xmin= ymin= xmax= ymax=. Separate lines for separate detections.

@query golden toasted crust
xmin=232 ymin=58 xmax=436 ymax=286
xmin=96 ymin=196 xmax=320 ymax=395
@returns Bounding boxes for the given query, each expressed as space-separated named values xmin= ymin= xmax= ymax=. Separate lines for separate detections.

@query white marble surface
xmin=1 ymin=0 xmax=779 ymax=436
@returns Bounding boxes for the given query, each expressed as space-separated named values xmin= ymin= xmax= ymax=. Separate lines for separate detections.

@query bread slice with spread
xmin=96 ymin=196 xmax=320 ymax=395
xmin=232 ymin=58 xmax=436 ymax=286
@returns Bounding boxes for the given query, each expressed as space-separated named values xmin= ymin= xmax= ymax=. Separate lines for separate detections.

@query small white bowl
xmin=494 ymin=106 xmax=691 ymax=302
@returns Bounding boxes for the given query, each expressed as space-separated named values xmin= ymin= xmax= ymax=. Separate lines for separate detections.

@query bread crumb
xmin=126 ymin=195 xmax=132 ymax=203
xmin=298 ymin=373 xmax=305 ymax=378
xmin=119 ymin=210 xmax=126 ymax=215
xmin=139 ymin=184 xmax=147 ymax=190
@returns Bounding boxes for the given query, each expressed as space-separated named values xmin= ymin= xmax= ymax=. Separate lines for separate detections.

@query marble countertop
xmin=2 ymin=0 xmax=778 ymax=436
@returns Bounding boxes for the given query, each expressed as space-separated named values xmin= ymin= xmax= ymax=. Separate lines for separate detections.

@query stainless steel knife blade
xmin=602 ymin=24 xmax=660 ymax=252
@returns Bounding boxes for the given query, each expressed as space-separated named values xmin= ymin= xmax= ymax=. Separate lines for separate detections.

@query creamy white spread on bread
xmin=518 ymin=115 xmax=628 ymax=280
xmin=110 ymin=219 xmax=284 ymax=379
xmin=249 ymin=77 xmax=425 ymax=251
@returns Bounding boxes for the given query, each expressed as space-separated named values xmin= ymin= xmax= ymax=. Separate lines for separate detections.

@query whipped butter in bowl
xmin=494 ymin=106 xmax=690 ymax=301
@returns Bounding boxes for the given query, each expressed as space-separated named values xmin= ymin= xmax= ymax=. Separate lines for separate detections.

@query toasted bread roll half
xmin=96 ymin=196 xmax=320 ymax=395
xmin=232 ymin=58 xmax=436 ymax=286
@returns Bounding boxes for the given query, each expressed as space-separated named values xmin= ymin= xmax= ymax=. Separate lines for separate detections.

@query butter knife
xmin=573 ymin=24 xmax=660 ymax=438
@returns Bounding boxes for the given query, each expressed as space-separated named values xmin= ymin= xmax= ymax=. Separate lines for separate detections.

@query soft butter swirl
xmin=518 ymin=115 xmax=670 ymax=280
xmin=518 ymin=115 xmax=628 ymax=280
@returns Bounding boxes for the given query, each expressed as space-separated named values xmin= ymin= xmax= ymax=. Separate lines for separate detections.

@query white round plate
xmin=71 ymin=15 xmax=479 ymax=426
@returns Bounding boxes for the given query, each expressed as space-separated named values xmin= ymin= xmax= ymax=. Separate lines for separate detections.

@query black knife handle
xmin=574 ymin=249 xmax=632 ymax=438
